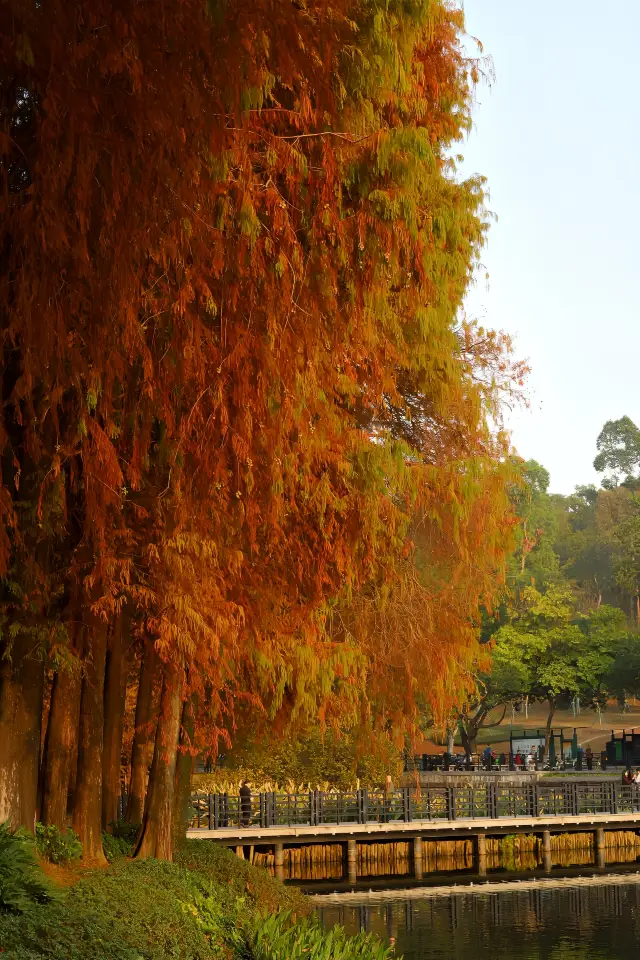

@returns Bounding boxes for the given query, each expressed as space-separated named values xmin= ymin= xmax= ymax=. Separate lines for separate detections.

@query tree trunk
xmin=0 ymin=635 xmax=45 ymax=832
xmin=72 ymin=619 xmax=109 ymax=863
xmin=172 ymin=695 xmax=196 ymax=851
xmin=40 ymin=640 xmax=83 ymax=830
xmin=102 ymin=615 xmax=127 ymax=830
xmin=127 ymin=645 xmax=157 ymax=825
xmin=544 ymin=699 xmax=556 ymax=758
xmin=135 ymin=665 xmax=182 ymax=861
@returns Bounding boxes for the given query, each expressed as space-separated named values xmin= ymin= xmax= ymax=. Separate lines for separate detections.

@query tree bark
xmin=172 ymin=695 xmax=196 ymax=851
xmin=72 ymin=619 xmax=109 ymax=863
xmin=126 ymin=645 xmax=157 ymax=825
xmin=40 ymin=637 xmax=83 ymax=830
xmin=135 ymin=664 xmax=182 ymax=861
xmin=0 ymin=635 xmax=45 ymax=832
xmin=102 ymin=614 xmax=128 ymax=830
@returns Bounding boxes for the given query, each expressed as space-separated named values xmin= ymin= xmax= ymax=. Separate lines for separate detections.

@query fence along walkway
xmin=189 ymin=781 xmax=640 ymax=833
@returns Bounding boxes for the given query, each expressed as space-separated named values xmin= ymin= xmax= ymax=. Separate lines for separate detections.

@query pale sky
xmin=460 ymin=1 xmax=640 ymax=495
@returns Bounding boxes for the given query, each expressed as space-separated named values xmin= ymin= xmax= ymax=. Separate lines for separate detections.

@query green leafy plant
xmin=35 ymin=822 xmax=82 ymax=864
xmin=248 ymin=910 xmax=395 ymax=960
xmin=0 ymin=822 xmax=56 ymax=913
xmin=102 ymin=820 xmax=141 ymax=861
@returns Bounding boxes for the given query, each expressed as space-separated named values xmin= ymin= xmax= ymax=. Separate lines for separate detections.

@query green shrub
xmin=101 ymin=821 xmax=140 ymax=862
xmin=0 ymin=822 xmax=56 ymax=913
xmin=34 ymin=823 xmax=82 ymax=865
xmin=175 ymin=840 xmax=308 ymax=916
xmin=248 ymin=910 xmax=394 ymax=960
xmin=101 ymin=832 xmax=132 ymax=862
xmin=0 ymin=843 xmax=390 ymax=959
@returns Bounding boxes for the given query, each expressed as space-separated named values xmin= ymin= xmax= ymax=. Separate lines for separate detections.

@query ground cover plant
xmin=0 ymin=841 xmax=393 ymax=959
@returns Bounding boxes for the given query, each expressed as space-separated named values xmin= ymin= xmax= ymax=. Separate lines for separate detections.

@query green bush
xmin=34 ymin=823 xmax=82 ymax=865
xmin=0 ymin=843 xmax=392 ymax=959
xmin=0 ymin=822 xmax=56 ymax=913
xmin=101 ymin=821 xmax=141 ymax=862
xmin=101 ymin=832 xmax=132 ymax=862
xmin=175 ymin=840 xmax=308 ymax=916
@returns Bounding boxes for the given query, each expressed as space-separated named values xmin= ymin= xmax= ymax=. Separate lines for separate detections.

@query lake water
xmin=316 ymin=877 xmax=640 ymax=959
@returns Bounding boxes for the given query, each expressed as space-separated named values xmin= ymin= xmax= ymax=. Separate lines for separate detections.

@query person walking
xmin=239 ymin=780 xmax=252 ymax=827
xmin=585 ymin=746 xmax=593 ymax=771
xmin=622 ymin=767 xmax=634 ymax=786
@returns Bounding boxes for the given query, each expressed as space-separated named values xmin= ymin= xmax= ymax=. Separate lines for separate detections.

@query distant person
xmin=499 ymin=752 xmax=506 ymax=768
xmin=483 ymin=745 xmax=493 ymax=770
xmin=239 ymin=781 xmax=252 ymax=826
xmin=634 ymin=769 xmax=640 ymax=786
xmin=576 ymin=747 xmax=584 ymax=771
xmin=585 ymin=746 xmax=593 ymax=771
xmin=622 ymin=768 xmax=634 ymax=786
xmin=514 ymin=750 xmax=523 ymax=768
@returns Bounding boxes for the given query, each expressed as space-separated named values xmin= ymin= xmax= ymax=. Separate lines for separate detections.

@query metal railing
xmin=404 ymin=753 xmax=604 ymax=773
xmin=188 ymin=781 xmax=640 ymax=831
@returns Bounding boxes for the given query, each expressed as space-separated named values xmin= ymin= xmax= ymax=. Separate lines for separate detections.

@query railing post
xmin=531 ymin=783 xmax=539 ymax=818
xmin=486 ymin=782 xmax=497 ymax=819
xmin=447 ymin=786 xmax=457 ymax=821
xmin=611 ymin=782 xmax=619 ymax=815
xmin=208 ymin=793 xmax=214 ymax=829
xmin=403 ymin=787 xmax=412 ymax=822
xmin=357 ymin=787 xmax=368 ymax=824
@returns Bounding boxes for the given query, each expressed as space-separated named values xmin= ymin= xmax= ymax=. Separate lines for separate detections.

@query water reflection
xmin=251 ymin=833 xmax=640 ymax=882
xmin=317 ymin=882 xmax=640 ymax=959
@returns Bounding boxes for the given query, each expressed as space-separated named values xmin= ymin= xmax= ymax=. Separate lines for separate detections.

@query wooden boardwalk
xmin=186 ymin=810 xmax=640 ymax=846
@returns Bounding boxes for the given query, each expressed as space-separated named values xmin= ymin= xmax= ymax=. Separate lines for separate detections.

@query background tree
xmin=594 ymin=417 xmax=640 ymax=489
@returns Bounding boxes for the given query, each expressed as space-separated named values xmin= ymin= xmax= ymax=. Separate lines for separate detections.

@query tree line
xmin=0 ymin=0 xmax=523 ymax=861
xmin=457 ymin=417 xmax=640 ymax=752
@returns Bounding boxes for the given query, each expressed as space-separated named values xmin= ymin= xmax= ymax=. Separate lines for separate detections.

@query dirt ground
xmin=417 ymin=700 xmax=640 ymax=756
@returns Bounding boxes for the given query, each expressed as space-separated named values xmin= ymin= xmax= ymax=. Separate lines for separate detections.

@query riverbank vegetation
xmin=0 ymin=833 xmax=391 ymax=959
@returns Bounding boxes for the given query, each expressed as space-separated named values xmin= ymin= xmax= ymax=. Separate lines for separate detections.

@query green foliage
xmin=0 ymin=823 xmax=56 ymax=913
xmin=101 ymin=821 xmax=141 ymax=862
xmin=34 ymin=823 xmax=82 ymax=865
xmin=202 ymin=725 xmax=401 ymax=792
xmin=248 ymin=910 xmax=393 ymax=960
xmin=175 ymin=841 xmax=308 ymax=917
xmin=491 ymin=587 xmax=625 ymax=712
xmin=594 ymin=416 xmax=640 ymax=488
xmin=508 ymin=459 xmax=559 ymax=592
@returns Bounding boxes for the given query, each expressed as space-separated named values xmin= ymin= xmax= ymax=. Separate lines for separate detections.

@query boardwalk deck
xmin=186 ymin=810 xmax=640 ymax=846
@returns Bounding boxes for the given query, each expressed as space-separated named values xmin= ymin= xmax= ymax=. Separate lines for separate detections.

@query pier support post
xmin=235 ymin=845 xmax=244 ymax=859
xmin=347 ymin=838 xmax=357 ymax=885
xmin=595 ymin=828 xmax=606 ymax=869
xmin=413 ymin=836 xmax=423 ymax=881
xmin=542 ymin=830 xmax=552 ymax=873
xmin=475 ymin=833 xmax=487 ymax=877
xmin=274 ymin=842 xmax=284 ymax=883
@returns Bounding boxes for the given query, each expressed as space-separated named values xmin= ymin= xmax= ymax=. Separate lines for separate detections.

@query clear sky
xmin=459 ymin=1 xmax=640 ymax=495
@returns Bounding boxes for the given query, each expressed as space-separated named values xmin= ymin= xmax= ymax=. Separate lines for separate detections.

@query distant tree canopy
xmin=0 ymin=0 xmax=522 ymax=860
xmin=594 ymin=417 xmax=640 ymax=489
xmin=457 ymin=418 xmax=640 ymax=753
